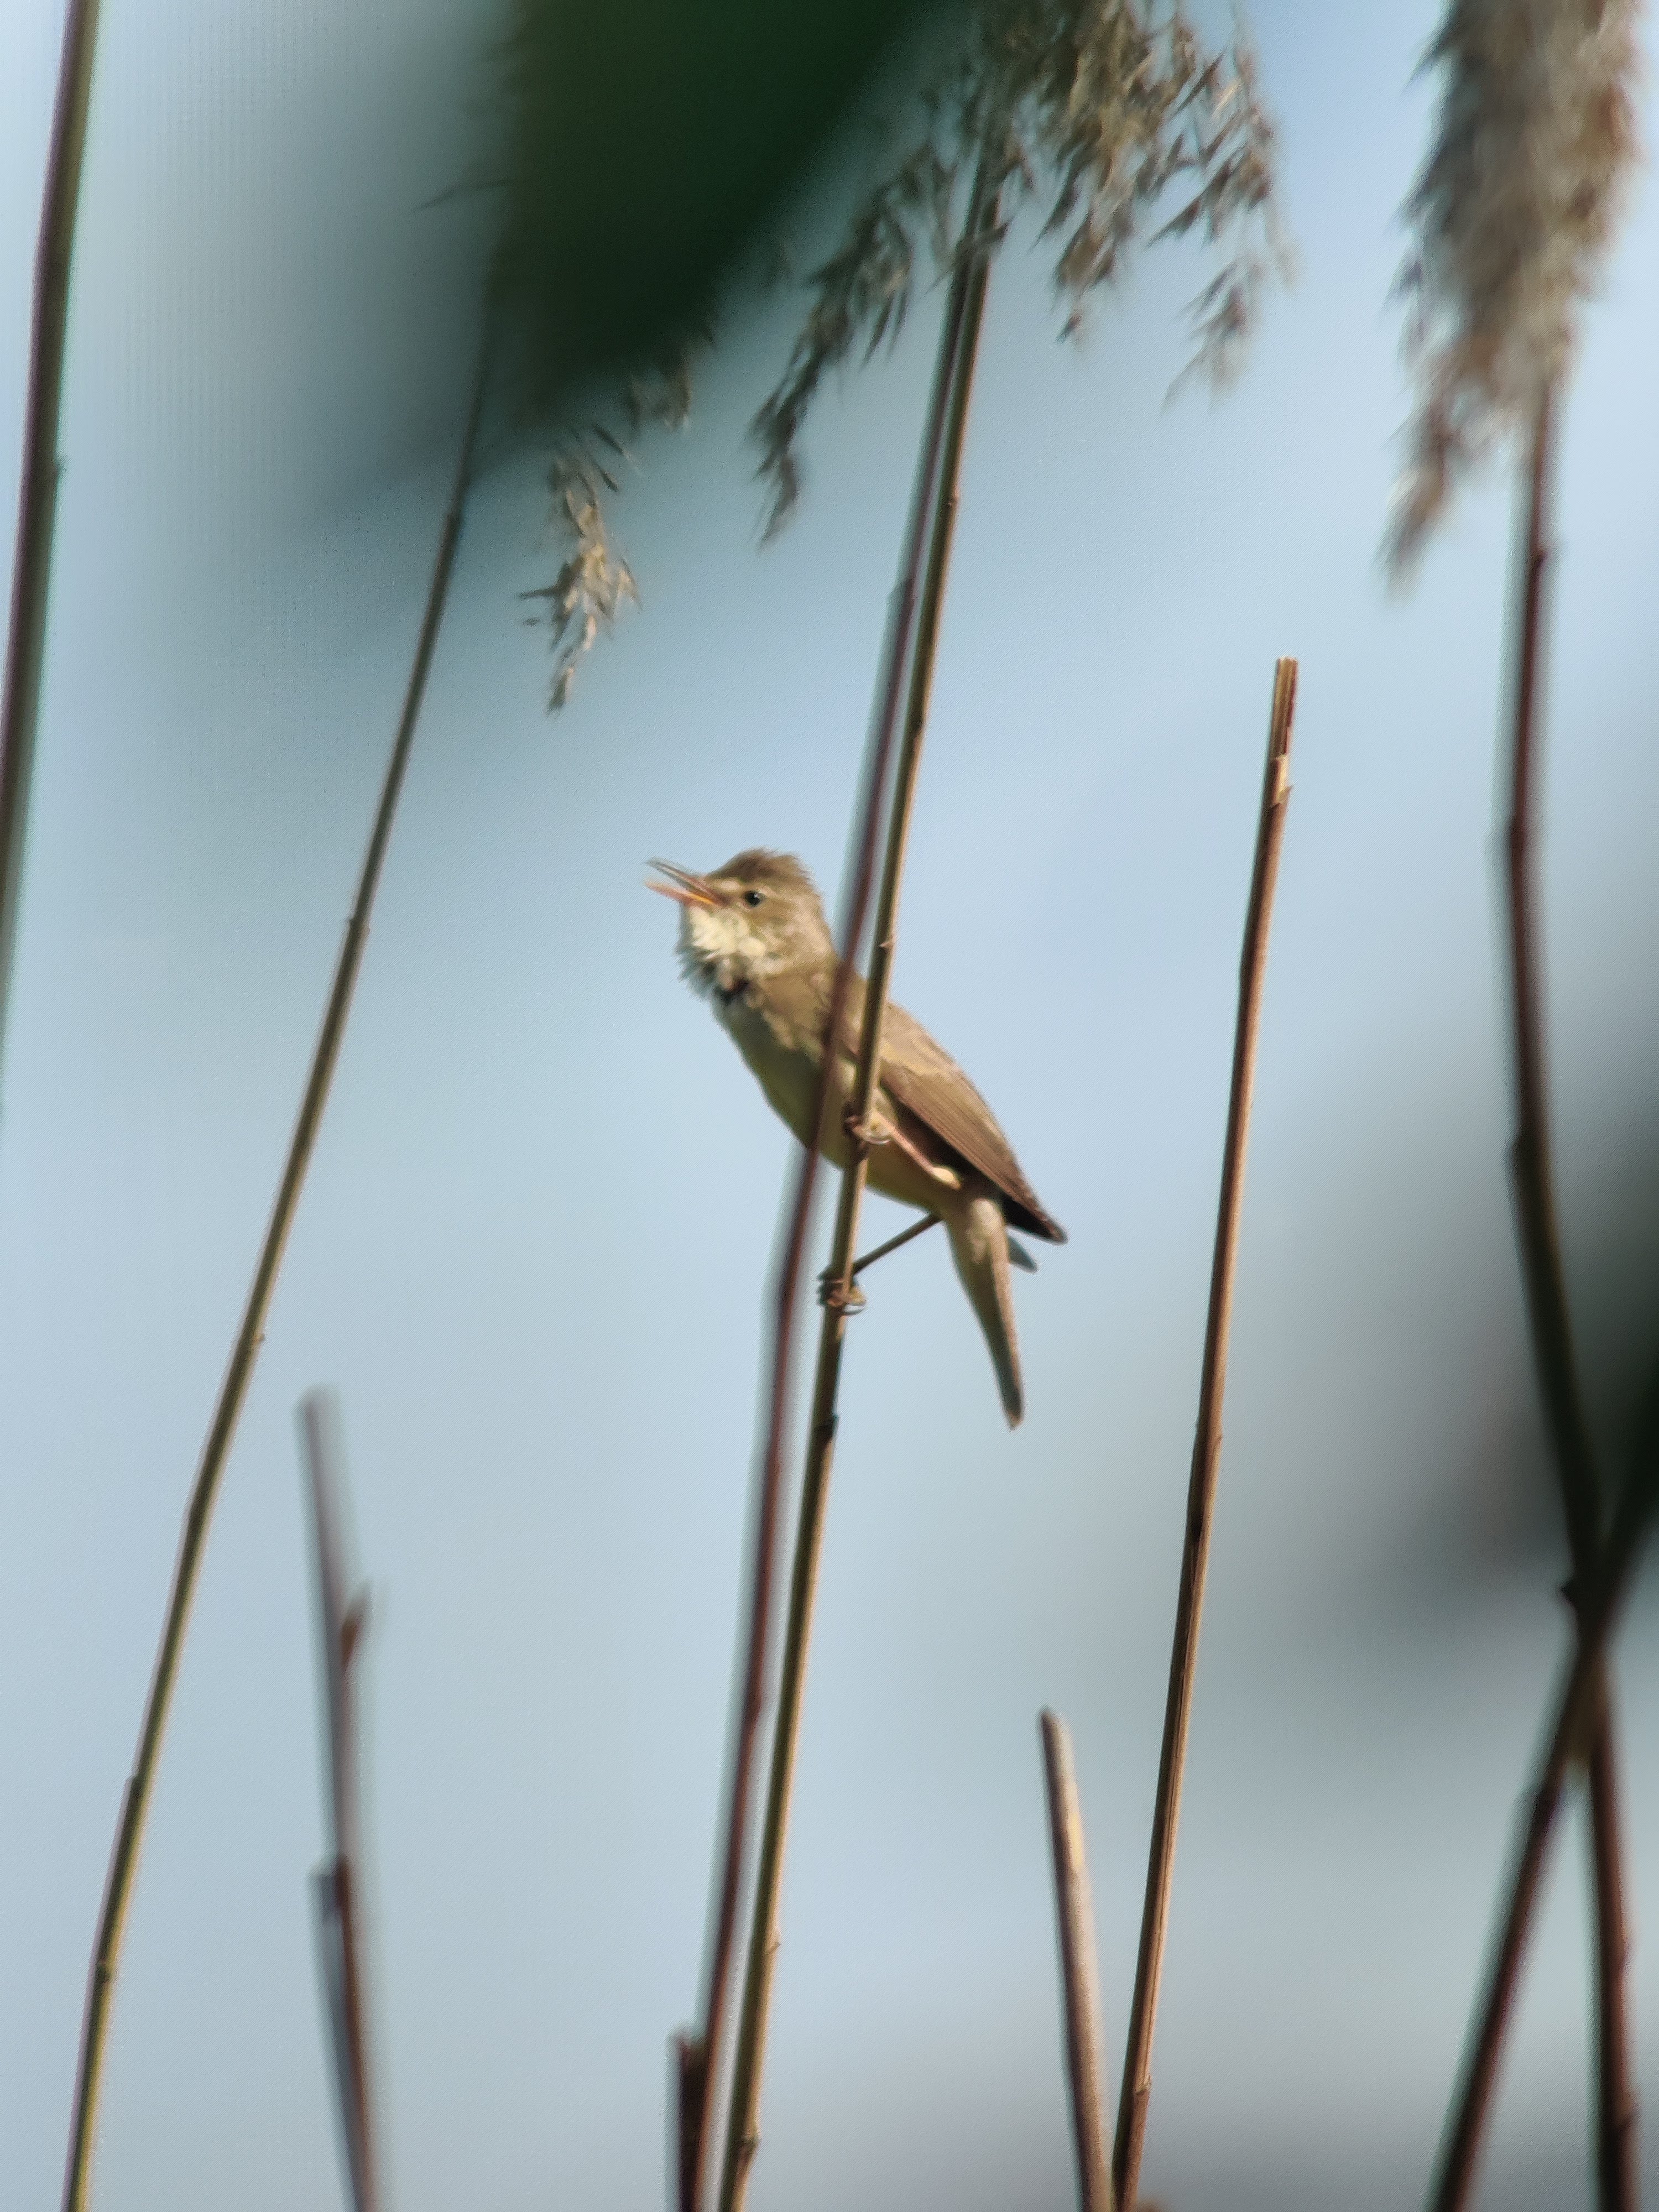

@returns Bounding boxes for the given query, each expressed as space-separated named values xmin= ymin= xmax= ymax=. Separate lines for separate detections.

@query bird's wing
xmin=867 ymin=997 xmax=1066 ymax=1244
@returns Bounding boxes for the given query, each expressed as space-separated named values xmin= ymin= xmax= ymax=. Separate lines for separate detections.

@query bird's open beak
xmin=646 ymin=859 xmax=721 ymax=910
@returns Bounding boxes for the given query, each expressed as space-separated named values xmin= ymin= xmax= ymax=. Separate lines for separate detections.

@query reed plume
xmin=514 ymin=0 xmax=1284 ymax=700
xmin=1389 ymin=0 xmax=1641 ymax=571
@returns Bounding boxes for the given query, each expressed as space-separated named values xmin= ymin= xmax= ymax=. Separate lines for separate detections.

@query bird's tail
xmin=946 ymin=1187 xmax=1024 ymax=1429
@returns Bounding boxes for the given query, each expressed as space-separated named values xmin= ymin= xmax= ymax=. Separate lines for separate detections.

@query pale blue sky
xmin=3 ymin=5 xmax=1659 ymax=2210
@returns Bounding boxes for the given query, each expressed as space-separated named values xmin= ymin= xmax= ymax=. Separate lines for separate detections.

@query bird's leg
xmin=852 ymin=1212 xmax=942 ymax=1279
xmin=817 ymin=1212 xmax=943 ymax=1309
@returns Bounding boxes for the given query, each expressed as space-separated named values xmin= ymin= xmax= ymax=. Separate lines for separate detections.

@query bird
xmin=648 ymin=848 xmax=1064 ymax=1427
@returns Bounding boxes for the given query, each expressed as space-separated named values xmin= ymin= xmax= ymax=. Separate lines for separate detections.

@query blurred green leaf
xmin=491 ymin=0 xmax=963 ymax=419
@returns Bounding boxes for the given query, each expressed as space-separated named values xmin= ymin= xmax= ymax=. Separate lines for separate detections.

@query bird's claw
xmin=817 ymin=1270 xmax=867 ymax=1314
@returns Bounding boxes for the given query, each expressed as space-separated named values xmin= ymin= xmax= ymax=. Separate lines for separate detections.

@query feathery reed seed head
xmin=1389 ymin=0 xmax=1642 ymax=572
xmin=518 ymin=0 xmax=1284 ymax=701
xmin=753 ymin=0 xmax=1285 ymax=536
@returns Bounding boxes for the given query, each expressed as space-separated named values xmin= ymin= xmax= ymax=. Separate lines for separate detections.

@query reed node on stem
xmin=300 ymin=1391 xmax=379 ymax=2212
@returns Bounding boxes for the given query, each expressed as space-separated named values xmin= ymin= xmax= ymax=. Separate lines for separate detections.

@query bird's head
xmin=647 ymin=849 xmax=834 ymax=1006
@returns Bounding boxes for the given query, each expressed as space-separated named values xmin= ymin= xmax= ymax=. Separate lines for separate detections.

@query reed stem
xmin=58 ymin=349 xmax=487 ymax=2212
xmin=1040 ymin=1711 xmax=1114 ymax=2212
xmin=713 ymin=186 xmax=996 ymax=2212
xmin=0 ymin=0 xmax=105 ymax=1100
xmin=1431 ymin=382 xmax=1636 ymax=2212
xmin=672 ymin=180 xmax=982 ymax=2212
xmin=1430 ymin=1359 xmax=1659 ymax=2212
xmin=300 ymin=1392 xmax=378 ymax=2212
xmin=1113 ymin=660 xmax=1297 ymax=2210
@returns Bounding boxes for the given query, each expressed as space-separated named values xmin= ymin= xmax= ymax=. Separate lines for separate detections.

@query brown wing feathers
xmin=848 ymin=992 xmax=1066 ymax=1245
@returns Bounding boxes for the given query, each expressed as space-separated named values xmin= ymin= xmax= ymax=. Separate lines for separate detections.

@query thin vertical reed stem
xmin=673 ymin=195 xmax=980 ymax=2212
xmin=0 ymin=0 xmax=105 ymax=1098
xmin=1431 ymin=383 xmax=1636 ymax=2212
xmin=1040 ymin=1710 xmax=1114 ymax=2212
xmin=1113 ymin=660 xmax=1297 ymax=2211
xmin=58 ymin=349 xmax=488 ymax=2212
xmin=714 ymin=191 xmax=996 ymax=2212
xmin=300 ymin=1391 xmax=377 ymax=2212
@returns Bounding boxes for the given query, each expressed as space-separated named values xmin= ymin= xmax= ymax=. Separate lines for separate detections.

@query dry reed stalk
xmin=1498 ymin=382 xmax=1635 ymax=2212
xmin=58 ymin=351 xmax=488 ymax=2212
xmin=1430 ymin=1355 xmax=1659 ymax=2212
xmin=713 ymin=188 xmax=996 ymax=2212
xmin=1112 ymin=659 xmax=1297 ymax=2211
xmin=1040 ymin=1710 xmax=1114 ymax=2212
xmin=671 ymin=199 xmax=982 ymax=2212
xmin=0 ymin=0 xmax=105 ymax=1097
xmin=299 ymin=1391 xmax=378 ymax=2212
xmin=1392 ymin=12 xmax=1645 ymax=2200
xmin=1430 ymin=383 xmax=1636 ymax=2212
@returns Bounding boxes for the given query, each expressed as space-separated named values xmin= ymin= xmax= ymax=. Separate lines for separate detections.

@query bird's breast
xmin=719 ymin=991 xmax=831 ymax=1153
xmin=718 ymin=991 xmax=965 ymax=1215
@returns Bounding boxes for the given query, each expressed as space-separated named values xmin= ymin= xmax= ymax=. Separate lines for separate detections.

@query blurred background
xmin=3 ymin=2 xmax=1659 ymax=2208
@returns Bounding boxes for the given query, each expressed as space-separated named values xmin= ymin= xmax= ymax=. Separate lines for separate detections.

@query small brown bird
xmin=649 ymin=849 xmax=1064 ymax=1427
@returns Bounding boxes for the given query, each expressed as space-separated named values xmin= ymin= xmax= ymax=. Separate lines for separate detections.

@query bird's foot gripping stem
xmin=817 ymin=1270 xmax=867 ymax=1314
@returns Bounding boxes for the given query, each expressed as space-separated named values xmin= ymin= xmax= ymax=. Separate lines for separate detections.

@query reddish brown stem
xmin=715 ymin=179 xmax=996 ymax=2212
xmin=1431 ymin=382 xmax=1636 ymax=2212
xmin=672 ymin=196 xmax=980 ymax=2212
xmin=1113 ymin=660 xmax=1297 ymax=2211
xmin=1431 ymin=1365 xmax=1659 ymax=2212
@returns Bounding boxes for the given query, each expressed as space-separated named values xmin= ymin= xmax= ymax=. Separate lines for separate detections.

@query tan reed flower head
xmin=526 ymin=0 xmax=1285 ymax=703
xmin=753 ymin=0 xmax=1286 ymax=538
xmin=1389 ymin=0 xmax=1643 ymax=573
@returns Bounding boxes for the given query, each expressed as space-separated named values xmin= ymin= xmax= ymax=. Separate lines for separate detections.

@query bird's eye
xmin=744 ymin=889 xmax=764 ymax=908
